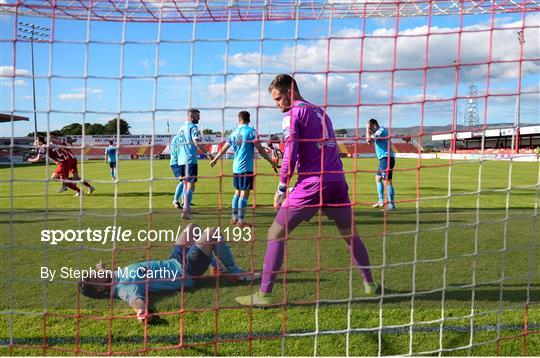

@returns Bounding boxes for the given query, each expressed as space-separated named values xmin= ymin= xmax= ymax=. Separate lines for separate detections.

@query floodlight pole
xmin=17 ymin=22 xmax=50 ymax=143
xmin=29 ymin=35 xmax=37 ymax=142
xmin=452 ymin=60 xmax=461 ymax=154
xmin=513 ymin=30 xmax=525 ymax=154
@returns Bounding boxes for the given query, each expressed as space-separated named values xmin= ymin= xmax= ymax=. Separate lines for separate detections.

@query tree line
xmin=28 ymin=119 xmax=131 ymax=137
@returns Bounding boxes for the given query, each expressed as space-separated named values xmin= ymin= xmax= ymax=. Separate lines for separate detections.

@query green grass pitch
xmin=1 ymin=158 xmax=538 ymax=355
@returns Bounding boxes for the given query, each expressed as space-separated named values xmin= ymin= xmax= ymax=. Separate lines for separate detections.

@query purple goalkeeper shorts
xmin=275 ymin=180 xmax=353 ymax=231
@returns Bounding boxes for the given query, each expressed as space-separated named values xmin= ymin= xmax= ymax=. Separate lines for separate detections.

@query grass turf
xmin=0 ymin=158 xmax=539 ymax=355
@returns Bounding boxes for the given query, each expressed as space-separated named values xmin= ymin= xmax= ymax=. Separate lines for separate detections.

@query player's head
xmin=79 ymin=275 xmax=112 ymax=299
xmin=238 ymin=111 xmax=250 ymax=124
xmin=109 ymin=140 xmax=114 ymax=145
xmin=368 ymin=118 xmax=380 ymax=132
xmin=269 ymin=74 xmax=300 ymax=113
xmin=35 ymin=136 xmax=46 ymax=146
xmin=187 ymin=108 xmax=200 ymax=124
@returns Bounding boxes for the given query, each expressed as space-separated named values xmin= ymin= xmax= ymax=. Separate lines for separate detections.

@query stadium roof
xmin=0 ymin=114 xmax=29 ymax=123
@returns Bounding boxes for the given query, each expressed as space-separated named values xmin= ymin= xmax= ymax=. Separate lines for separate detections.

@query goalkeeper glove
xmin=274 ymin=183 xmax=287 ymax=211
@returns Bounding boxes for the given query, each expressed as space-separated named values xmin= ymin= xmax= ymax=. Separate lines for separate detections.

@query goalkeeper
xmin=236 ymin=74 xmax=378 ymax=306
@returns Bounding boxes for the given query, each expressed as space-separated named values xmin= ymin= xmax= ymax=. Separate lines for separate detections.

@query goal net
xmin=1 ymin=0 xmax=539 ymax=356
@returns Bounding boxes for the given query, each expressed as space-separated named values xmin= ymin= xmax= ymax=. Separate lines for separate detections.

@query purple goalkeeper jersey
xmin=280 ymin=100 xmax=345 ymax=184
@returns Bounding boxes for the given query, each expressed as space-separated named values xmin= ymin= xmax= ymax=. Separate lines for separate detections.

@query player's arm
xmin=27 ymin=154 xmax=42 ymax=163
xmin=170 ymin=136 xmax=179 ymax=164
xmin=196 ymin=143 xmax=213 ymax=159
xmin=129 ymin=298 xmax=157 ymax=323
xmin=27 ymin=148 xmax=43 ymax=163
xmin=366 ymin=123 xmax=373 ymax=144
xmin=370 ymin=127 xmax=384 ymax=139
xmin=210 ymin=142 xmax=230 ymax=167
xmin=192 ymin=128 xmax=213 ymax=160
xmin=255 ymin=141 xmax=278 ymax=172
xmin=368 ymin=126 xmax=385 ymax=145
xmin=275 ymin=115 xmax=299 ymax=210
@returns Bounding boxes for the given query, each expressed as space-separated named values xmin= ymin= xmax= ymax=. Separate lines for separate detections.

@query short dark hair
xmin=187 ymin=108 xmax=200 ymax=115
xmin=109 ymin=140 xmax=114 ymax=145
xmin=238 ymin=111 xmax=250 ymax=123
xmin=79 ymin=277 xmax=111 ymax=299
xmin=368 ymin=118 xmax=379 ymax=127
xmin=268 ymin=74 xmax=299 ymax=94
xmin=36 ymin=135 xmax=46 ymax=144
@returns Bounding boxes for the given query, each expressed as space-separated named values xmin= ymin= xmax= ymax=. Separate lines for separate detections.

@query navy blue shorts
xmin=377 ymin=157 xmax=395 ymax=180
xmin=171 ymin=164 xmax=198 ymax=182
xmin=233 ymin=172 xmax=254 ymax=190
xmin=170 ymin=245 xmax=211 ymax=280
xmin=109 ymin=162 xmax=116 ymax=169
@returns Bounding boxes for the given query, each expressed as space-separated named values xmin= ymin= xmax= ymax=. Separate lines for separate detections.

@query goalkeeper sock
xmin=376 ymin=181 xmax=384 ymax=203
xmin=260 ymin=239 xmax=285 ymax=294
xmin=238 ymin=197 xmax=248 ymax=221
xmin=387 ymin=184 xmax=395 ymax=205
xmin=347 ymin=235 xmax=373 ymax=284
xmin=231 ymin=194 xmax=239 ymax=219
xmin=174 ymin=182 xmax=184 ymax=203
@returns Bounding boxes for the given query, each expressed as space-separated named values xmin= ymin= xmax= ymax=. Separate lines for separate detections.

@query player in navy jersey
xmin=366 ymin=118 xmax=396 ymax=211
xmin=210 ymin=111 xmax=277 ymax=226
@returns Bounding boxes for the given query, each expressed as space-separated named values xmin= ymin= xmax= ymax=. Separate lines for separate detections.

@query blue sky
xmin=1 ymin=9 xmax=538 ymax=137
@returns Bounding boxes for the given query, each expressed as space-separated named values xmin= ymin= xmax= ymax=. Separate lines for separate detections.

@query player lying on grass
xmin=235 ymin=74 xmax=379 ymax=307
xmin=28 ymin=136 xmax=95 ymax=196
xmin=104 ymin=140 xmax=118 ymax=180
xmin=210 ymin=111 xmax=278 ymax=227
xmin=79 ymin=223 xmax=260 ymax=323
xmin=366 ymin=118 xmax=396 ymax=211
xmin=170 ymin=109 xmax=214 ymax=219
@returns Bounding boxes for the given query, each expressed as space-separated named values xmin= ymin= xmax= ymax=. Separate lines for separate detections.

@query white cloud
xmin=0 ymin=66 xmax=30 ymax=76
xmin=211 ymin=13 xmax=539 ymax=128
xmin=0 ymin=79 xmax=27 ymax=87
xmin=141 ymin=58 xmax=166 ymax=70
xmin=0 ymin=66 xmax=30 ymax=87
xmin=58 ymin=87 xmax=103 ymax=101
xmin=228 ymin=13 xmax=540 ymax=87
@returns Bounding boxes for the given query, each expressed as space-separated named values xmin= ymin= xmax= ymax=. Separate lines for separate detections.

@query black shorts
xmin=233 ymin=172 xmax=254 ymax=190
xmin=170 ymin=245 xmax=211 ymax=280
xmin=109 ymin=162 xmax=116 ymax=169
xmin=171 ymin=164 xmax=198 ymax=182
